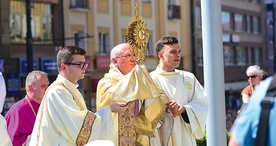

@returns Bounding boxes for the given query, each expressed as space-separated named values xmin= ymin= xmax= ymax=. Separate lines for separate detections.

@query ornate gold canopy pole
xmin=126 ymin=1 xmax=150 ymax=65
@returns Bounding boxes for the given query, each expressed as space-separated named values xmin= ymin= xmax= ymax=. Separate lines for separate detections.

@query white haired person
xmin=237 ymin=65 xmax=267 ymax=115
xmin=241 ymin=65 xmax=266 ymax=103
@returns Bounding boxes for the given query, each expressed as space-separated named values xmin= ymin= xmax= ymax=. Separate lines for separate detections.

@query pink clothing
xmin=5 ymin=96 xmax=40 ymax=146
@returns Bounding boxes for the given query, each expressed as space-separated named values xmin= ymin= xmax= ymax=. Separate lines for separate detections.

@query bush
xmin=196 ymin=130 xmax=231 ymax=146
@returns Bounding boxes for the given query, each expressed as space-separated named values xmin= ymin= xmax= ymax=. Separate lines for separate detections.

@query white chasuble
xmin=30 ymin=75 xmax=114 ymax=146
xmin=150 ymin=66 xmax=208 ymax=146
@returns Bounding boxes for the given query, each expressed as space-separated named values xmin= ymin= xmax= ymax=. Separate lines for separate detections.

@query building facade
xmin=194 ymin=0 xmax=266 ymax=108
xmin=0 ymin=0 xmax=64 ymax=114
xmin=0 ymin=0 xmax=268 ymax=112
xmin=62 ymin=0 xmax=190 ymax=110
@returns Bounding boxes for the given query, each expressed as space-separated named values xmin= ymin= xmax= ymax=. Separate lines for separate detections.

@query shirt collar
xmin=56 ymin=74 xmax=79 ymax=89
xmin=155 ymin=65 xmax=180 ymax=75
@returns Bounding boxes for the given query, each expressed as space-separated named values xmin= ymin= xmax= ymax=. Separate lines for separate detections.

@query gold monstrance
xmin=126 ymin=2 xmax=150 ymax=65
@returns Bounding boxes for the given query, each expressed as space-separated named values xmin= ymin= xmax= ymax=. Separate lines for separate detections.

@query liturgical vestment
xmin=150 ymin=66 xmax=208 ymax=146
xmin=29 ymin=75 xmax=114 ymax=146
xmin=97 ymin=64 xmax=168 ymax=146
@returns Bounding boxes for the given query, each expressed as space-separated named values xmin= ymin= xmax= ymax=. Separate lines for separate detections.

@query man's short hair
xmin=56 ymin=46 xmax=86 ymax=72
xmin=155 ymin=36 xmax=179 ymax=55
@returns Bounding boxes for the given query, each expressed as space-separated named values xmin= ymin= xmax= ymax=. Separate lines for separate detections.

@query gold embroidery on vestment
xmin=76 ymin=111 xmax=96 ymax=146
xmin=186 ymin=82 xmax=192 ymax=90
xmin=118 ymin=101 xmax=136 ymax=146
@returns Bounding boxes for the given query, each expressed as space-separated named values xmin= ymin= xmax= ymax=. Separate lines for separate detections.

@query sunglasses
xmin=247 ymin=75 xmax=257 ymax=79
xmin=64 ymin=62 xmax=88 ymax=69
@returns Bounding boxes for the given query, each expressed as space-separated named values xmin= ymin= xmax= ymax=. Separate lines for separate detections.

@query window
xmin=168 ymin=0 xmax=177 ymax=5
xmin=222 ymin=11 xmax=231 ymax=31
xmin=247 ymin=47 xmax=253 ymax=64
xmin=168 ymin=0 xmax=181 ymax=19
xmin=42 ymin=4 xmax=52 ymax=42
xmin=254 ymin=47 xmax=261 ymax=64
xmin=246 ymin=15 xmax=252 ymax=33
xmin=236 ymin=46 xmax=246 ymax=65
xmin=74 ymin=32 xmax=87 ymax=52
xmin=147 ymin=36 xmax=154 ymax=56
xmin=196 ymin=7 xmax=201 ymax=28
xmin=10 ymin=15 xmax=22 ymax=40
xmin=168 ymin=5 xmax=181 ymax=19
xmin=70 ymin=0 xmax=88 ymax=8
xmin=10 ymin=1 xmax=52 ymax=43
xmin=99 ymin=32 xmax=110 ymax=54
xmin=253 ymin=16 xmax=261 ymax=33
xmin=223 ymin=45 xmax=234 ymax=65
xmin=198 ymin=44 xmax=203 ymax=65
xmin=234 ymin=13 xmax=244 ymax=32
xmin=142 ymin=0 xmax=151 ymax=2
xmin=251 ymin=0 xmax=260 ymax=3
xmin=121 ymin=29 xmax=127 ymax=43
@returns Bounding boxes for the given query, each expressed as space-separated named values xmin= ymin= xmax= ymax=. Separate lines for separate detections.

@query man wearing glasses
xmin=96 ymin=43 xmax=170 ymax=146
xmin=29 ymin=46 xmax=128 ymax=146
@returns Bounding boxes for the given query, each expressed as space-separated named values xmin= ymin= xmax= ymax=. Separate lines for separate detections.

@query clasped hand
xmin=166 ymin=100 xmax=185 ymax=117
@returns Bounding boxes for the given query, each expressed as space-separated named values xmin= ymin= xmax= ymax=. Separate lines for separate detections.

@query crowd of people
xmin=0 ymin=36 xmax=273 ymax=146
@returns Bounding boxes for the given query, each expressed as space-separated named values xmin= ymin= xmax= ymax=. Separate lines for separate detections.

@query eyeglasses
xmin=64 ymin=62 xmax=88 ymax=69
xmin=247 ymin=75 xmax=257 ymax=79
xmin=116 ymin=54 xmax=132 ymax=59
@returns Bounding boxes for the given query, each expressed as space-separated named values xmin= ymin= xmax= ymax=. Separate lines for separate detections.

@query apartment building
xmin=194 ymin=0 xmax=266 ymax=108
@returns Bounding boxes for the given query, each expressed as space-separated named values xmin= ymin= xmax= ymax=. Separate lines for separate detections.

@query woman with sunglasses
xmin=241 ymin=65 xmax=265 ymax=104
xmin=237 ymin=65 xmax=266 ymax=115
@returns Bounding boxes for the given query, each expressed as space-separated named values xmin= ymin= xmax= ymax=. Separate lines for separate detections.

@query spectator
xmin=229 ymin=75 xmax=276 ymax=146
xmin=241 ymin=65 xmax=265 ymax=103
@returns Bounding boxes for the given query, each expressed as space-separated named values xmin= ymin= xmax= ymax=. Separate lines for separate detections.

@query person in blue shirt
xmin=229 ymin=76 xmax=276 ymax=146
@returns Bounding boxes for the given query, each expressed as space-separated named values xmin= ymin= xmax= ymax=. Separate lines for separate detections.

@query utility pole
xmin=26 ymin=0 xmax=33 ymax=73
xmin=201 ymin=0 xmax=227 ymax=145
